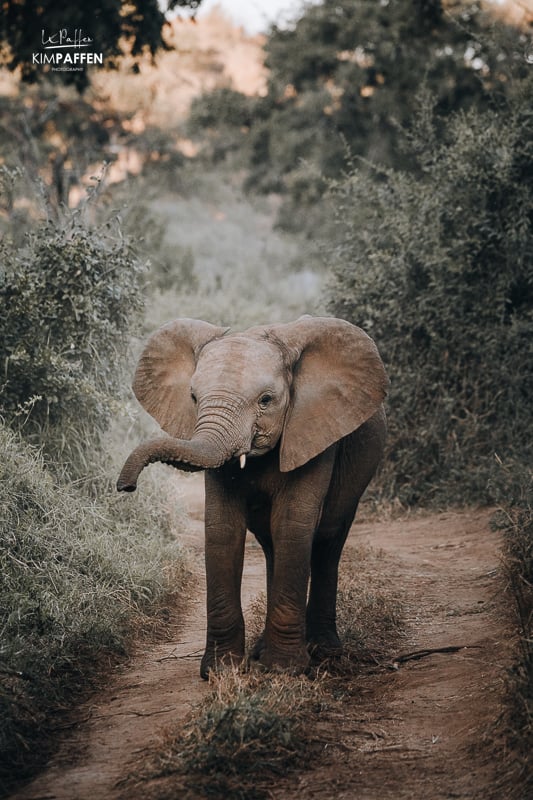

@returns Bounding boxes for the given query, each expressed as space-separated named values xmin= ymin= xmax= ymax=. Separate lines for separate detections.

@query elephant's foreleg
xmin=261 ymin=525 xmax=312 ymax=672
xmin=201 ymin=471 xmax=247 ymax=679
xmin=261 ymin=451 xmax=336 ymax=673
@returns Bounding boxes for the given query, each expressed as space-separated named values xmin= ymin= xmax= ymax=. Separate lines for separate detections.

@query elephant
xmin=117 ymin=315 xmax=388 ymax=679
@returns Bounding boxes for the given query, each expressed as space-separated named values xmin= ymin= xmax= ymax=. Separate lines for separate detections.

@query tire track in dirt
xmin=11 ymin=484 xmax=510 ymax=800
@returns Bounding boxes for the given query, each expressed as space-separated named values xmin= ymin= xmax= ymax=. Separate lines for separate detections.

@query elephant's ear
xmin=271 ymin=316 xmax=388 ymax=472
xmin=133 ymin=319 xmax=229 ymax=438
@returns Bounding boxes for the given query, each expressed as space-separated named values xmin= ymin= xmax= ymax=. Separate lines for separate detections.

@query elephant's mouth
xmin=232 ymin=434 xmax=273 ymax=469
xmin=247 ymin=433 xmax=276 ymax=457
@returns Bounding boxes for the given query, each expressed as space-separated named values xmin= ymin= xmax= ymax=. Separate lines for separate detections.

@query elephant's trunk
xmin=117 ymin=394 xmax=254 ymax=492
xmin=116 ymin=433 xmax=235 ymax=492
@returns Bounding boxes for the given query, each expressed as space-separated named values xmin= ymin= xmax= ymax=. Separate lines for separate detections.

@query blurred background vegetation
xmin=0 ymin=0 xmax=532 ymax=795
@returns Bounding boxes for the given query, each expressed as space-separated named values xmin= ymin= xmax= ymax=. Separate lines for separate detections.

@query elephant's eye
xmin=259 ymin=393 xmax=273 ymax=408
xmin=190 ymin=391 xmax=197 ymax=404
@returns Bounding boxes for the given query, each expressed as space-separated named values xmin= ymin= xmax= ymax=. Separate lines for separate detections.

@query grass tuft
xmin=335 ymin=546 xmax=405 ymax=668
xmin=149 ymin=669 xmax=322 ymax=800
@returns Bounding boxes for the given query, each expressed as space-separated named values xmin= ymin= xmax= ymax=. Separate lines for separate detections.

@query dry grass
xmin=134 ymin=165 xmax=325 ymax=333
xmin=0 ymin=423 xmax=191 ymax=795
xmin=495 ymin=483 xmax=533 ymax=800
xmin=335 ymin=544 xmax=405 ymax=667
xmin=149 ymin=669 xmax=324 ymax=800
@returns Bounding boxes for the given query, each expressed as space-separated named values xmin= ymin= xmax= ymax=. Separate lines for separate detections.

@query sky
xmin=194 ymin=0 xmax=318 ymax=34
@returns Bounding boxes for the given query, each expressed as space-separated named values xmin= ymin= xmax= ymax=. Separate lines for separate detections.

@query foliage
xmin=187 ymin=88 xmax=259 ymax=164
xmin=0 ymin=0 xmax=203 ymax=91
xmin=0 ymin=422 xmax=187 ymax=794
xmin=0 ymin=164 xmax=194 ymax=793
xmin=0 ymin=80 xmax=187 ymax=219
xmin=188 ymin=0 xmax=529 ymax=232
xmin=0 ymin=178 xmax=144 ymax=476
xmin=188 ymin=87 xmax=255 ymax=132
xmin=0 ymin=83 xmax=122 ymax=211
xmin=327 ymin=80 xmax=533 ymax=506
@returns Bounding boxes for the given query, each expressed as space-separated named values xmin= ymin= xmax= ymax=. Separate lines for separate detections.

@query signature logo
xmin=41 ymin=29 xmax=94 ymax=50
xmin=33 ymin=28 xmax=103 ymax=72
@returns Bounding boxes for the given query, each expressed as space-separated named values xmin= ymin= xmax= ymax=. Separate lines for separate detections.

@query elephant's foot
xmin=306 ymin=627 xmax=344 ymax=664
xmin=254 ymin=640 xmax=310 ymax=675
xmin=250 ymin=615 xmax=310 ymax=673
xmin=250 ymin=633 xmax=266 ymax=663
xmin=200 ymin=644 xmax=245 ymax=680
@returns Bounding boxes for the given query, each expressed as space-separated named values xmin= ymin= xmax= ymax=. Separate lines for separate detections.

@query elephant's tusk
xmin=240 ymin=454 xmax=246 ymax=469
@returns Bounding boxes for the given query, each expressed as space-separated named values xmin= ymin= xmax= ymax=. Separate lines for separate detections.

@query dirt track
xmin=12 ymin=475 xmax=510 ymax=800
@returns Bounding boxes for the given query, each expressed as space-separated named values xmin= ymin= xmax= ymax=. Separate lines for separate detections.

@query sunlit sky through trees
xmin=189 ymin=0 xmax=321 ymax=33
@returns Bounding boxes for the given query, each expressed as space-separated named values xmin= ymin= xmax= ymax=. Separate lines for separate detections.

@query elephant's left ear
xmin=270 ymin=316 xmax=389 ymax=472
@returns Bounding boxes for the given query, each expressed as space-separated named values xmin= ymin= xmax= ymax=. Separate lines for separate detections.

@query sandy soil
xmin=11 ymin=475 xmax=510 ymax=800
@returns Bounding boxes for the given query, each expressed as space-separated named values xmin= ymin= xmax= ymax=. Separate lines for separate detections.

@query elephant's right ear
xmin=133 ymin=319 xmax=229 ymax=438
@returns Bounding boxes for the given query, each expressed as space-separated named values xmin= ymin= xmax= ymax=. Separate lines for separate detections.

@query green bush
xmin=188 ymin=87 xmax=255 ymax=132
xmin=187 ymin=88 xmax=258 ymax=164
xmin=327 ymin=82 xmax=533 ymax=505
xmin=0 ymin=193 xmax=144 ymax=477
xmin=0 ymin=422 xmax=186 ymax=793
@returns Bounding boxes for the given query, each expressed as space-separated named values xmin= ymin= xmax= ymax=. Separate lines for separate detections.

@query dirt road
xmin=12 ymin=475 xmax=509 ymax=800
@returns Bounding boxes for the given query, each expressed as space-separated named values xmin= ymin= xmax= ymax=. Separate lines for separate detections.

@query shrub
xmin=187 ymin=89 xmax=258 ymax=164
xmin=0 ymin=187 xmax=144 ymax=477
xmin=136 ymin=669 xmax=321 ymax=799
xmin=327 ymin=82 xmax=533 ymax=505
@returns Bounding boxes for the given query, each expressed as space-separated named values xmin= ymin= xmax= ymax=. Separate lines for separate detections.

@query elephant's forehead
xmin=197 ymin=336 xmax=283 ymax=384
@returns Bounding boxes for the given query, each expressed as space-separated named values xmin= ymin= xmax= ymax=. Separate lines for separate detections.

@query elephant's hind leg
xmin=306 ymin=517 xmax=353 ymax=657
xmin=249 ymin=528 xmax=274 ymax=663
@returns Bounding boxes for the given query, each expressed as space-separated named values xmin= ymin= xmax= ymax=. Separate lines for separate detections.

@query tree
xmin=189 ymin=0 xmax=528 ymax=233
xmin=0 ymin=0 xmax=202 ymax=90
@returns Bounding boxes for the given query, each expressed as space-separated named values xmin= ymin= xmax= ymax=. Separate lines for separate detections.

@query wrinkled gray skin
xmin=117 ymin=316 xmax=388 ymax=679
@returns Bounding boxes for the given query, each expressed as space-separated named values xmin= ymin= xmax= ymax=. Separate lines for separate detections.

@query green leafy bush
xmin=0 ymin=197 xmax=144 ymax=476
xmin=0 ymin=176 xmax=194 ymax=791
xmin=327 ymin=82 xmax=533 ymax=505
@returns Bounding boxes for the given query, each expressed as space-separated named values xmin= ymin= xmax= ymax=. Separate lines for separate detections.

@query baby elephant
xmin=117 ymin=315 xmax=388 ymax=678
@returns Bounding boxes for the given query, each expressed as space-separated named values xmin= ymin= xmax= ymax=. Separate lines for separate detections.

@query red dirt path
xmin=11 ymin=475 xmax=510 ymax=800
